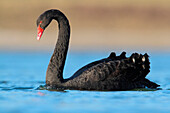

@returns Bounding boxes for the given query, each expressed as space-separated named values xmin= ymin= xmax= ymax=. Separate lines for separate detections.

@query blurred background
xmin=1 ymin=1 xmax=170 ymax=113
xmin=0 ymin=0 xmax=170 ymax=53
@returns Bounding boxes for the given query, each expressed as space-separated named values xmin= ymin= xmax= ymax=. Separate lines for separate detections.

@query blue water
xmin=0 ymin=51 xmax=170 ymax=113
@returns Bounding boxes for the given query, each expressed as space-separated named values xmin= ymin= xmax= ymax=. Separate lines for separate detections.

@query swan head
xmin=36 ymin=10 xmax=53 ymax=40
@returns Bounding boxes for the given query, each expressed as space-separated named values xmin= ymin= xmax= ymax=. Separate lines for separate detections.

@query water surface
xmin=0 ymin=51 xmax=170 ymax=113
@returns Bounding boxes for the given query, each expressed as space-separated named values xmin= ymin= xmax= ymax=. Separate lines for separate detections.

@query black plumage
xmin=36 ymin=9 xmax=159 ymax=90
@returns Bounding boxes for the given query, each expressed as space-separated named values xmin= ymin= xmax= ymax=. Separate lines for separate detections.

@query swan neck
xmin=46 ymin=11 xmax=70 ymax=86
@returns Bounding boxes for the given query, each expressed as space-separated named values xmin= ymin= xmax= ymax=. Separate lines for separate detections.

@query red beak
xmin=37 ymin=24 xmax=44 ymax=40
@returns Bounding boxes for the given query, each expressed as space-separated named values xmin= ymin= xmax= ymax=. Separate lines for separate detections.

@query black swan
xmin=36 ymin=9 xmax=159 ymax=90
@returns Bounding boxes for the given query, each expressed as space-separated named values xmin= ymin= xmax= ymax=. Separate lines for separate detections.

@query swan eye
xmin=39 ymin=21 xmax=43 ymax=26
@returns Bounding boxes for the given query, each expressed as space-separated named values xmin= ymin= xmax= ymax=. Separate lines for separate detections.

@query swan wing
xmin=72 ymin=53 xmax=150 ymax=82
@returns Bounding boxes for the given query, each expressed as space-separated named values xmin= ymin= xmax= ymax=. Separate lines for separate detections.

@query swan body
xmin=36 ymin=9 xmax=159 ymax=90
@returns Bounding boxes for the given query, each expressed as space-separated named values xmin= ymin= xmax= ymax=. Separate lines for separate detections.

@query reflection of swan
xmin=36 ymin=9 xmax=159 ymax=90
